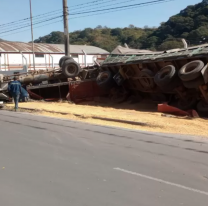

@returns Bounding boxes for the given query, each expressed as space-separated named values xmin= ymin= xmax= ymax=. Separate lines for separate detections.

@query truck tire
xmin=139 ymin=69 xmax=155 ymax=90
xmin=182 ymin=76 xmax=205 ymax=89
xmin=179 ymin=60 xmax=204 ymax=82
xmin=154 ymin=65 xmax=176 ymax=87
xmin=96 ymin=71 xmax=115 ymax=90
xmin=62 ymin=59 xmax=81 ymax=78
xmin=59 ymin=56 xmax=72 ymax=68
xmin=197 ymin=100 xmax=208 ymax=115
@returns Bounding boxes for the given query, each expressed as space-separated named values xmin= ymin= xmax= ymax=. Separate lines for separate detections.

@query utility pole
xmin=63 ymin=0 xmax=70 ymax=56
xmin=29 ymin=0 xmax=36 ymax=70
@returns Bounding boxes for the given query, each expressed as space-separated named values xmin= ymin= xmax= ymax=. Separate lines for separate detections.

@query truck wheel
xmin=179 ymin=60 xmax=204 ymax=81
xmin=197 ymin=100 xmax=208 ymax=115
xmin=154 ymin=65 xmax=176 ymax=87
xmin=96 ymin=71 xmax=115 ymax=89
xmin=182 ymin=76 xmax=205 ymax=89
xmin=62 ymin=59 xmax=81 ymax=78
xmin=154 ymin=65 xmax=180 ymax=91
xmin=59 ymin=56 xmax=72 ymax=68
xmin=139 ymin=69 xmax=155 ymax=90
xmin=177 ymin=97 xmax=197 ymax=110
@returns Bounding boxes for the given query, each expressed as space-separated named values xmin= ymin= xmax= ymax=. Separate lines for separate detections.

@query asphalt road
xmin=0 ymin=110 xmax=208 ymax=206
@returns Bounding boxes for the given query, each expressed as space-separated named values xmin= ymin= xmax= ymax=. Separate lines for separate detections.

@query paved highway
xmin=0 ymin=110 xmax=208 ymax=206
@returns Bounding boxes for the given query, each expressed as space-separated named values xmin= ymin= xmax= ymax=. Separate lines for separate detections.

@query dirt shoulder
xmin=5 ymin=101 xmax=208 ymax=137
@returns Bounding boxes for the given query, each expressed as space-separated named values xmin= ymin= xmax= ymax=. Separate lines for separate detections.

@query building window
xmin=35 ymin=54 xmax=44 ymax=58
xmin=71 ymin=54 xmax=78 ymax=58
xmin=14 ymin=72 xmax=20 ymax=75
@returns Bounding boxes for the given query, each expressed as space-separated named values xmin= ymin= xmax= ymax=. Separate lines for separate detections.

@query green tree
xmin=111 ymin=28 xmax=122 ymax=37
xmin=158 ymin=40 xmax=183 ymax=51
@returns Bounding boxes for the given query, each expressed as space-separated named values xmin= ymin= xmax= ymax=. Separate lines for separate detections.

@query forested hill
xmin=34 ymin=0 xmax=208 ymax=52
xmin=34 ymin=27 xmax=156 ymax=52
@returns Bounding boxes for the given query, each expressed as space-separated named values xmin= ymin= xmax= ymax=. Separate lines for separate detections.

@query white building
xmin=0 ymin=41 xmax=109 ymax=75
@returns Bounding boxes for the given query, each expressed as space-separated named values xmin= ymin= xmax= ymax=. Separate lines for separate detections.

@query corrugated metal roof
xmin=52 ymin=44 xmax=109 ymax=54
xmin=0 ymin=41 xmax=109 ymax=54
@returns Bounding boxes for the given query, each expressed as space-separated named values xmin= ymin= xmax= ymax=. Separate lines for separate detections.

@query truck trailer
xmin=97 ymin=44 xmax=208 ymax=116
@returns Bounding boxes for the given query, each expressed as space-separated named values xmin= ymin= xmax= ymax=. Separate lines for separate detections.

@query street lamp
xmin=29 ymin=0 xmax=36 ymax=70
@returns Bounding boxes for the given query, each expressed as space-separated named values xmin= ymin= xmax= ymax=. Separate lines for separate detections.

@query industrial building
xmin=0 ymin=41 xmax=109 ymax=75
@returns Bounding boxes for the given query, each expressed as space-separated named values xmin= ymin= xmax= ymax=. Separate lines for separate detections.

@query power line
xmin=0 ymin=0 xmax=118 ymax=30
xmin=0 ymin=9 xmax=62 ymax=28
xmin=0 ymin=11 xmax=63 ymax=29
xmin=0 ymin=12 xmax=63 ymax=31
xmin=0 ymin=0 xmax=138 ymax=31
xmin=0 ymin=0 xmax=171 ymax=32
xmin=69 ymin=0 xmax=173 ymax=19
xmin=1 ymin=0 xmax=166 ymax=37
xmin=70 ymin=0 xmax=174 ymax=15
xmin=71 ymin=0 xmax=149 ymax=13
xmin=69 ymin=0 xmax=118 ymax=8
xmin=0 ymin=0 xmax=118 ymax=29
xmin=0 ymin=20 xmax=63 ymax=38
xmin=0 ymin=0 xmax=173 ymax=35
xmin=0 ymin=0 xmax=173 ymax=37
xmin=0 ymin=1 xmax=119 ymax=28
xmin=0 ymin=15 xmax=63 ymax=35
xmin=71 ymin=0 xmax=119 ymax=10
xmin=0 ymin=0 xmax=135 ymax=30
xmin=0 ymin=0 xmax=118 ymax=28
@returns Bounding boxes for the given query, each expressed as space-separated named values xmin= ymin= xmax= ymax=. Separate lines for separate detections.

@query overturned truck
xmin=97 ymin=44 xmax=208 ymax=116
xmin=0 ymin=56 xmax=100 ymax=102
xmin=1 ymin=44 xmax=208 ymax=116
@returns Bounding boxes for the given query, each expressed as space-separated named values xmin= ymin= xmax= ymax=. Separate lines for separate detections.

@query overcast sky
xmin=0 ymin=0 xmax=202 ymax=42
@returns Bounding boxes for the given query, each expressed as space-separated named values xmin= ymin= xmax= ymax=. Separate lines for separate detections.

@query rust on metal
xmin=69 ymin=80 xmax=108 ymax=103
xmin=0 ymin=41 xmax=63 ymax=53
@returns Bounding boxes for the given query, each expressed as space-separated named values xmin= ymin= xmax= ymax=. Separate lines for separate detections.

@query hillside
xmin=34 ymin=27 xmax=155 ymax=52
xmin=34 ymin=0 xmax=208 ymax=52
xmin=140 ymin=0 xmax=208 ymax=50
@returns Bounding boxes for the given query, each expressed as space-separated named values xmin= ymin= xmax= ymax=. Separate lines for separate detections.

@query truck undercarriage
xmin=99 ymin=44 xmax=208 ymax=116
xmin=1 ymin=44 xmax=208 ymax=117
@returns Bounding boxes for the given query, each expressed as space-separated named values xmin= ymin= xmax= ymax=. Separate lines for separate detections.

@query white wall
xmin=0 ymin=53 xmax=22 ymax=71
xmin=52 ymin=54 xmax=63 ymax=68
xmin=0 ymin=52 xmax=100 ymax=75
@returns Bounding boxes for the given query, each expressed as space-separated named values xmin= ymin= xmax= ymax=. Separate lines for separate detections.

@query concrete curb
xmin=5 ymin=106 xmax=148 ymax=127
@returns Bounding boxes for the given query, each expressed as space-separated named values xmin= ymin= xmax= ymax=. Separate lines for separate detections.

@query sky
xmin=0 ymin=0 xmax=202 ymax=42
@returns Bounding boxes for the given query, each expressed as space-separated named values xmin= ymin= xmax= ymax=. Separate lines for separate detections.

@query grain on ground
xmin=5 ymin=101 xmax=208 ymax=137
